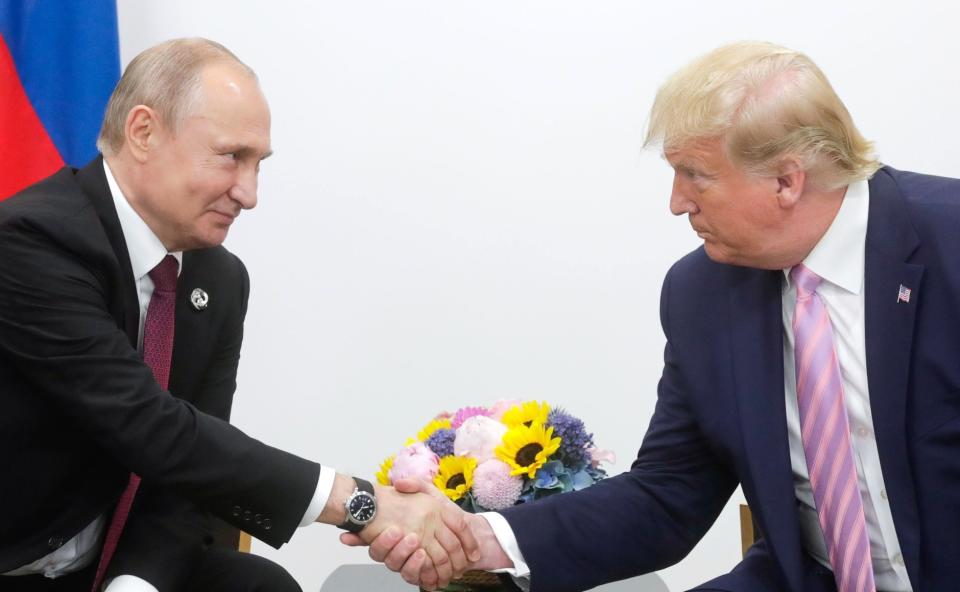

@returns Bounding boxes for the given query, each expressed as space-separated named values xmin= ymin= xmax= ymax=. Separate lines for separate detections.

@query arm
xmin=364 ymin=267 xmax=740 ymax=592
xmin=0 ymin=221 xmax=319 ymax=547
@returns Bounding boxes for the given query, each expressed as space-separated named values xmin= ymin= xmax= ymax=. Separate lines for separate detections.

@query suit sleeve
xmin=0 ymin=212 xmax=320 ymax=548
xmin=498 ymin=269 xmax=739 ymax=592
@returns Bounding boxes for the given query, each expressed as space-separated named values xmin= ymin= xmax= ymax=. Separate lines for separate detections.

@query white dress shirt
xmin=485 ymin=179 xmax=912 ymax=591
xmin=5 ymin=160 xmax=335 ymax=589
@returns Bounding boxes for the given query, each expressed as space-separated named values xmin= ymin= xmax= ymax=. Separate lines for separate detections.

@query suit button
xmin=243 ymin=510 xmax=252 ymax=521
xmin=232 ymin=505 xmax=242 ymax=517
xmin=47 ymin=535 xmax=65 ymax=549
xmin=254 ymin=513 xmax=263 ymax=525
xmin=263 ymin=518 xmax=272 ymax=530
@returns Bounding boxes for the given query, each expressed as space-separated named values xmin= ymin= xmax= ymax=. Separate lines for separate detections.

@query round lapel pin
xmin=190 ymin=288 xmax=209 ymax=311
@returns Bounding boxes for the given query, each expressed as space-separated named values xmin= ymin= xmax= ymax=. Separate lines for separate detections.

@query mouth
xmin=209 ymin=210 xmax=238 ymax=224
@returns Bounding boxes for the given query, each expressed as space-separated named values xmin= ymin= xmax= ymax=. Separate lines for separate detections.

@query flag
xmin=0 ymin=0 xmax=120 ymax=199
xmin=897 ymin=284 xmax=911 ymax=304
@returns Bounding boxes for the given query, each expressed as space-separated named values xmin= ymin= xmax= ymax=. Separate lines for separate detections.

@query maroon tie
xmin=91 ymin=255 xmax=178 ymax=591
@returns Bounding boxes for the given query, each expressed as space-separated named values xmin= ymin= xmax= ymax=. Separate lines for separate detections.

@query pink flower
xmin=472 ymin=459 xmax=523 ymax=510
xmin=587 ymin=447 xmax=616 ymax=469
xmin=454 ymin=416 xmax=508 ymax=463
xmin=451 ymin=406 xmax=492 ymax=429
xmin=487 ymin=398 xmax=523 ymax=421
xmin=389 ymin=442 xmax=440 ymax=483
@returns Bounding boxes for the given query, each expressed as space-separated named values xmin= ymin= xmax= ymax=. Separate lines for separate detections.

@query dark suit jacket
xmin=500 ymin=166 xmax=960 ymax=592
xmin=0 ymin=158 xmax=321 ymax=587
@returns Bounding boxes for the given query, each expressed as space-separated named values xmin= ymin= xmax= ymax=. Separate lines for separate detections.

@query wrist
xmin=467 ymin=513 xmax=514 ymax=571
xmin=316 ymin=473 xmax=355 ymax=525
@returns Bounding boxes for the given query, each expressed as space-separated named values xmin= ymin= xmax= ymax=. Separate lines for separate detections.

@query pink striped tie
xmin=91 ymin=255 xmax=178 ymax=591
xmin=792 ymin=264 xmax=875 ymax=592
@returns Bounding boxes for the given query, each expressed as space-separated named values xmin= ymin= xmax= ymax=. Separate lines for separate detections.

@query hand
xmin=341 ymin=478 xmax=482 ymax=589
xmin=344 ymin=479 xmax=512 ymax=590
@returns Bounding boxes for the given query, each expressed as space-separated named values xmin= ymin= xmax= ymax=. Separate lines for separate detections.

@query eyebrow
xmin=215 ymin=144 xmax=274 ymax=160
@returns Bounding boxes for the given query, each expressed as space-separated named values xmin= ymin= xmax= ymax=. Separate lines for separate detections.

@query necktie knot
xmin=790 ymin=263 xmax=822 ymax=299
xmin=149 ymin=255 xmax=179 ymax=293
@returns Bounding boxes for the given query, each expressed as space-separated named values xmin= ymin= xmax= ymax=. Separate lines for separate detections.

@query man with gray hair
xmin=0 ymin=38 xmax=477 ymax=591
xmin=368 ymin=41 xmax=960 ymax=592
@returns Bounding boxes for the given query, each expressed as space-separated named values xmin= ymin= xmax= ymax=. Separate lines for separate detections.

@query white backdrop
xmin=116 ymin=2 xmax=959 ymax=590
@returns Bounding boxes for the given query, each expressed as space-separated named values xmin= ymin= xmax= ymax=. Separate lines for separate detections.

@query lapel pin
xmin=190 ymin=288 xmax=209 ymax=311
xmin=897 ymin=284 xmax=911 ymax=304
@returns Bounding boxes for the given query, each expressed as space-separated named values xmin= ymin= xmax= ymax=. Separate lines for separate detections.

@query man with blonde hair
xmin=369 ymin=41 xmax=960 ymax=592
xmin=0 ymin=38 xmax=477 ymax=591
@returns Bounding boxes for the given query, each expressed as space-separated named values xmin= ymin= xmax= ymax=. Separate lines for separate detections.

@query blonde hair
xmin=644 ymin=41 xmax=879 ymax=189
xmin=97 ymin=38 xmax=256 ymax=155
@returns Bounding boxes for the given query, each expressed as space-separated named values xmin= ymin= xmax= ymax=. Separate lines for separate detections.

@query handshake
xmin=319 ymin=473 xmax=512 ymax=590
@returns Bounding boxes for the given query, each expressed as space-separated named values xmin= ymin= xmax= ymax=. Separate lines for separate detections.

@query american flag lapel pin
xmin=897 ymin=284 xmax=912 ymax=304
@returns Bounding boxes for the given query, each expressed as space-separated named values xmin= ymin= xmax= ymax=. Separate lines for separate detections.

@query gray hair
xmin=97 ymin=38 xmax=256 ymax=155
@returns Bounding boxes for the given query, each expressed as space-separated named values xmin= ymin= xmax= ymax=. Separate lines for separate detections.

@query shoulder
xmin=0 ymin=167 xmax=94 ymax=230
xmin=875 ymin=166 xmax=960 ymax=247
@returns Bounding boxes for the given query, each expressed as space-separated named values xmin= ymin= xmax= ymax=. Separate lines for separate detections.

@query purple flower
xmin=451 ymin=406 xmax=492 ymax=429
xmin=425 ymin=428 xmax=457 ymax=458
xmin=547 ymin=407 xmax=594 ymax=468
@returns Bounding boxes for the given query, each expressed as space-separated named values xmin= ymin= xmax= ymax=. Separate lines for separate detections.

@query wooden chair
xmin=239 ymin=531 xmax=252 ymax=553
xmin=739 ymin=504 xmax=761 ymax=558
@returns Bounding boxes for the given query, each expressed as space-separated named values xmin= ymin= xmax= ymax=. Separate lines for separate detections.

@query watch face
xmin=349 ymin=492 xmax=376 ymax=523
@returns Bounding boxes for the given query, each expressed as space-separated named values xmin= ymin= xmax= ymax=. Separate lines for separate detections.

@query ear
xmin=775 ymin=157 xmax=806 ymax=209
xmin=123 ymin=105 xmax=160 ymax=164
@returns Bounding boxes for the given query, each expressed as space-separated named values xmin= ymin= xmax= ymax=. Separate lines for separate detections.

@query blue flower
xmin=425 ymin=428 xmax=456 ymax=458
xmin=547 ymin=407 xmax=594 ymax=469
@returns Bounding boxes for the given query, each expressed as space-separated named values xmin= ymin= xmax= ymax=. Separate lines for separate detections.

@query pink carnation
xmin=588 ymin=447 xmax=616 ymax=469
xmin=487 ymin=398 xmax=523 ymax=420
xmin=451 ymin=406 xmax=492 ymax=429
xmin=454 ymin=416 xmax=507 ymax=463
xmin=472 ymin=459 xmax=523 ymax=510
xmin=389 ymin=442 xmax=439 ymax=483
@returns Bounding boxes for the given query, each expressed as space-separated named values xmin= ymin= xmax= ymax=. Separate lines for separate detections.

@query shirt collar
xmin=102 ymin=159 xmax=182 ymax=280
xmin=783 ymin=178 xmax=869 ymax=295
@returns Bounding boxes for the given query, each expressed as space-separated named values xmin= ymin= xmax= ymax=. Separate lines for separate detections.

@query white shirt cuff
xmin=299 ymin=465 xmax=336 ymax=527
xmin=103 ymin=575 xmax=160 ymax=592
xmin=478 ymin=512 xmax=531 ymax=590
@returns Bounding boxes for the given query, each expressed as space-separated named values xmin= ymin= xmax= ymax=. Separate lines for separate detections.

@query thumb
xmin=393 ymin=477 xmax=440 ymax=496
xmin=340 ymin=532 xmax=366 ymax=546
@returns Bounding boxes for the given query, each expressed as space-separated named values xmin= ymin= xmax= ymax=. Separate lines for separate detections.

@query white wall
xmin=116 ymin=2 xmax=959 ymax=590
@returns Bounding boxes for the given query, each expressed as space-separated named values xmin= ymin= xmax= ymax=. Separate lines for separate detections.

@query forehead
xmin=186 ymin=65 xmax=271 ymax=151
xmin=664 ymin=137 xmax=727 ymax=169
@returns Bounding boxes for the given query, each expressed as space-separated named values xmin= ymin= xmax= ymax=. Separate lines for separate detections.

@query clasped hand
xmin=340 ymin=479 xmax=485 ymax=590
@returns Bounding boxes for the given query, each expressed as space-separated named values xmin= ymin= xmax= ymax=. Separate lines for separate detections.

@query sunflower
xmin=496 ymin=423 xmax=562 ymax=478
xmin=434 ymin=456 xmax=478 ymax=501
xmin=375 ymin=455 xmax=395 ymax=486
xmin=501 ymin=400 xmax=551 ymax=428
xmin=417 ymin=418 xmax=452 ymax=442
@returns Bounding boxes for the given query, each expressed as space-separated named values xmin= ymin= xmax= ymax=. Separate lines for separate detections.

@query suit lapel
xmin=728 ymin=266 xmax=806 ymax=592
xmin=77 ymin=157 xmax=140 ymax=348
xmin=863 ymin=168 xmax=923 ymax=590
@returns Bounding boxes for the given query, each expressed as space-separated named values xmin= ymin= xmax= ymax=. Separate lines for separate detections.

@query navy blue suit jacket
xmin=500 ymin=166 xmax=960 ymax=592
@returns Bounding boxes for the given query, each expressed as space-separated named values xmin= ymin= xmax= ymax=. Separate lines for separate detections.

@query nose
xmin=669 ymin=173 xmax=699 ymax=216
xmin=229 ymin=166 xmax=259 ymax=210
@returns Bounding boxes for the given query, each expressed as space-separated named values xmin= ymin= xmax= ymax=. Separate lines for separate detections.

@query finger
xmin=400 ymin=549 xmax=430 ymax=588
xmin=393 ymin=477 xmax=436 ymax=495
xmin=368 ymin=527 xmax=405 ymax=564
xmin=382 ymin=532 xmax=421 ymax=572
xmin=423 ymin=536 xmax=453 ymax=589
xmin=434 ymin=523 xmax=468 ymax=578
xmin=443 ymin=505 xmax=481 ymax=563
xmin=339 ymin=532 xmax=365 ymax=547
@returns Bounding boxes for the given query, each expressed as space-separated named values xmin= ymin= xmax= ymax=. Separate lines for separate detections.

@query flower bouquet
xmin=376 ymin=400 xmax=615 ymax=591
